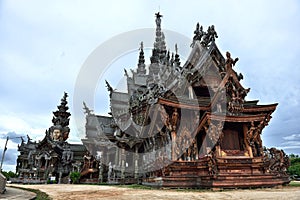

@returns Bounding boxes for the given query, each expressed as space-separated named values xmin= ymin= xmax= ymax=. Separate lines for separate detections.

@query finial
xmin=124 ymin=69 xmax=129 ymax=77
xmin=139 ymin=41 xmax=143 ymax=50
xmin=155 ymin=12 xmax=163 ymax=18
xmin=83 ymin=101 xmax=93 ymax=115
xmin=155 ymin=12 xmax=163 ymax=27
xmin=27 ymin=134 xmax=31 ymax=142
xmin=105 ymin=80 xmax=113 ymax=93
xmin=175 ymin=44 xmax=178 ymax=54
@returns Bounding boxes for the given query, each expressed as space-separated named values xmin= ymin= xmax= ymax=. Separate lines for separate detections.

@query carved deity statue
xmin=225 ymin=51 xmax=239 ymax=70
xmin=171 ymin=108 xmax=179 ymax=131
xmin=155 ymin=12 xmax=162 ymax=27
xmin=247 ymin=121 xmax=256 ymax=145
xmin=191 ymin=23 xmax=205 ymax=47
xmin=208 ymin=25 xmax=218 ymax=42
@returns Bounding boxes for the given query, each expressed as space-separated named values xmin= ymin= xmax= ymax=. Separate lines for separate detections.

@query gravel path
xmin=10 ymin=184 xmax=300 ymax=200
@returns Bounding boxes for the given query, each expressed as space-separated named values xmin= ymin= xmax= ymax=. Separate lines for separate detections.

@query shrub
xmin=70 ymin=172 xmax=81 ymax=184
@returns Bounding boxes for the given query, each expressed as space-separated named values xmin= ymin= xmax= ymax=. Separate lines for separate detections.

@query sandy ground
xmin=9 ymin=184 xmax=300 ymax=200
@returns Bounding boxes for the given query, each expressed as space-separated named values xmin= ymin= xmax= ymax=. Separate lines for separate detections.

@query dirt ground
xmin=9 ymin=184 xmax=300 ymax=200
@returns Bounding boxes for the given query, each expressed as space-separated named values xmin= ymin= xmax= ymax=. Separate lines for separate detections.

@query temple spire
xmin=151 ymin=12 xmax=167 ymax=64
xmin=52 ymin=92 xmax=71 ymax=127
xmin=174 ymin=44 xmax=181 ymax=67
xmin=137 ymin=41 xmax=146 ymax=74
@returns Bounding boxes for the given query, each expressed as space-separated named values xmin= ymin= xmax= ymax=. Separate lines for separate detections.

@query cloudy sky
xmin=0 ymin=0 xmax=300 ymax=172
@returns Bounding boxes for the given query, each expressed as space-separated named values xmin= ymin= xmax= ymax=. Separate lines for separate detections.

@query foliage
xmin=1 ymin=171 xmax=17 ymax=180
xmin=288 ymin=154 xmax=300 ymax=177
xmin=289 ymin=181 xmax=300 ymax=187
xmin=70 ymin=171 xmax=81 ymax=184
xmin=47 ymin=179 xmax=57 ymax=184
xmin=10 ymin=186 xmax=51 ymax=200
xmin=116 ymin=184 xmax=155 ymax=190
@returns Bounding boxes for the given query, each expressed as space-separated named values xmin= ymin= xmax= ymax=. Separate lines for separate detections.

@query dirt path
xmin=10 ymin=184 xmax=300 ymax=200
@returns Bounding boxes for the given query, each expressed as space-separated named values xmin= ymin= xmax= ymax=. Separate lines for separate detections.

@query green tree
xmin=1 ymin=171 xmax=17 ymax=180
xmin=70 ymin=172 xmax=81 ymax=184
xmin=288 ymin=154 xmax=300 ymax=177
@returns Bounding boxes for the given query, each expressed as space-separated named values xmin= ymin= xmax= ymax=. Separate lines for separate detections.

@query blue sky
xmin=0 ymin=0 xmax=300 ymax=172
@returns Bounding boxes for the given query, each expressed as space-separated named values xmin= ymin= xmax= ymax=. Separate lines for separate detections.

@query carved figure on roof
xmin=20 ymin=136 xmax=24 ymax=143
xmin=105 ymin=80 xmax=113 ymax=96
xmin=83 ymin=101 xmax=93 ymax=116
xmin=155 ymin=12 xmax=163 ymax=27
xmin=124 ymin=69 xmax=129 ymax=77
xmin=225 ymin=51 xmax=239 ymax=70
xmin=208 ymin=25 xmax=218 ymax=42
xmin=201 ymin=31 xmax=210 ymax=47
xmin=27 ymin=134 xmax=32 ymax=143
xmin=191 ymin=23 xmax=205 ymax=47
xmin=200 ymin=25 xmax=218 ymax=47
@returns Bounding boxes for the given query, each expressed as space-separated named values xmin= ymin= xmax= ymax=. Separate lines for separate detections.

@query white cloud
xmin=283 ymin=134 xmax=300 ymax=141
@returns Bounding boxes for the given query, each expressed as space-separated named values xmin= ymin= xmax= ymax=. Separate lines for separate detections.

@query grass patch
xmin=289 ymin=181 xmax=300 ymax=187
xmin=117 ymin=184 xmax=154 ymax=190
xmin=9 ymin=186 xmax=51 ymax=200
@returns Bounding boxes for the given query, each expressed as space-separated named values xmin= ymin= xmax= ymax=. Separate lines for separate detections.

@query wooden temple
xmin=15 ymin=93 xmax=99 ymax=184
xmin=82 ymin=13 xmax=290 ymax=188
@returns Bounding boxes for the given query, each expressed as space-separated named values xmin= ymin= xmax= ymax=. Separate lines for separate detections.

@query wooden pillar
xmin=118 ymin=148 xmax=122 ymax=169
xmin=114 ymin=147 xmax=118 ymax=168
xmin=215 ymin=145 xmax=221 ymax=157
xmin=98 ymin=151 xmax=103 ymax=183
xmin=171 ymin=131 xmax=177 ymax=160
xmin=106 ymin=148 xmax=110 ymax=167
xmin=243 ymin=124 xmax=253 ymax=158
xmin=120 ymin=148 xmax=125 ymax=179
xmin=58 ymin=171 xmax=62 ymax=184
xmin=134 ymin=146 xmax=138 ymax=179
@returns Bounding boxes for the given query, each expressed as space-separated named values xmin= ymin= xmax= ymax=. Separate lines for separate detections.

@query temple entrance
xmin=220 ymin=123 xmax=245 ymax=156
xmin=221 ymin=130 xmax=240 ymax=150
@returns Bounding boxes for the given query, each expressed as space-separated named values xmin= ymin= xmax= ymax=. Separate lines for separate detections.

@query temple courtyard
xmin=8 ymin=183 xmax=300 ymax=200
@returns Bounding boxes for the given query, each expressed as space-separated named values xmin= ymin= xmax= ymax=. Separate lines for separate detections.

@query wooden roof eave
xmin=207 ymin=113 xmax=267 ymax=123
xmin=193 ymin=112 xmax=269 ymax=136
xmin=243 ymin=103 xmax=278 ymax=113
xmin=158 ymin=97 xmax=210 ymax=111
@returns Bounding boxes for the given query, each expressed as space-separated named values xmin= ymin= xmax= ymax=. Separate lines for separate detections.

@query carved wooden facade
xmin=82 ymin=13 xmax=290 ymax=188
xmin=15 ymin=93 xmax=98 ymax=184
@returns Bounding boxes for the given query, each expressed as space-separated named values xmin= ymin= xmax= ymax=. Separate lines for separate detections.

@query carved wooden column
xmin=98 ymin=157 xmax=103 ymax=183
xmin=120 ymin=148 xmax=125 ymax=180
xmin=134 ymin=146 xmax=138 ymax=179
xmin=215 ymin=145 xmax=221 ymax=157
xmin=171 ymin=131 xmax=177 ymax=160
xmin=58 ymin=171 xmax=62 ymax=184
xmin=106 ymin=148 xmax=110 ymax=167
xmin=114 ymin=147 xmax=118 ymax=168
xmin=243 ymin=124 xmax=253 ymax=157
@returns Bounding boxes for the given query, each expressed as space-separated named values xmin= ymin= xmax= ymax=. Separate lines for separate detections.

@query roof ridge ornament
xmin=225 ymin=51 xmax=239 ymax=70
xmin=105 ymin=80 xmax=113 ymax=97
xmin=83 ymin=101 xmax=94 ymax=116
xmin=137 ymin=41 xmax=146 ymax=74
xmin=191 ymin=23 xmax=218 ymax=48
